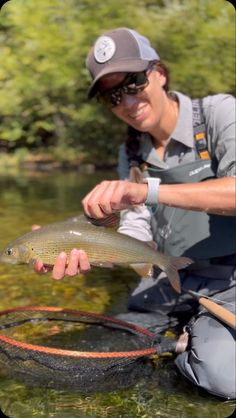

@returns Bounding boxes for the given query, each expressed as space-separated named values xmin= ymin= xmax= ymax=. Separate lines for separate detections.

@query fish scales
xmin=12 ymin=221 xmax=160 ymax=265
xmin=0 ymin=216 xmax=193 ymax=293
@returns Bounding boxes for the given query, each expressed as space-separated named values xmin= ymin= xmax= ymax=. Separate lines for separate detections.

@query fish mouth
xmin=0 ymin=252 xmax=17 ymax=265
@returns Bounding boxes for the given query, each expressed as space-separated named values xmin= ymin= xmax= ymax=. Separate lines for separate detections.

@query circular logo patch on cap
xmin=94 ymin=36 xmax=116 ymax=63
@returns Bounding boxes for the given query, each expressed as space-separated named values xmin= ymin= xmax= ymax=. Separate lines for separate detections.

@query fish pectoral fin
xmin=92 ymin=261 xmax=114 ymax=268
xmin=130 ymin=263 xmax=154 ymax=277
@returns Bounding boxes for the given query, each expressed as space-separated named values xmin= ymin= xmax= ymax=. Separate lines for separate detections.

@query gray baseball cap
xmin=86 ymin=27 xmax=159 ymax=98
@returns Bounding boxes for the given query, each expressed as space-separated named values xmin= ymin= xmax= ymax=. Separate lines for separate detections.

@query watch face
xmin=94 ymin=36 xmax=116 ymax=63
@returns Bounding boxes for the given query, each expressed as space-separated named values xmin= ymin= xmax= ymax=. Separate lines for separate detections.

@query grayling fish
xmin=0 ymin=215 xmax=193 ymax=293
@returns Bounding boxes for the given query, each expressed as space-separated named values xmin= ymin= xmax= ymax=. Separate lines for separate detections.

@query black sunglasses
xmin=97 ymin=70 xmax=150 ymax=108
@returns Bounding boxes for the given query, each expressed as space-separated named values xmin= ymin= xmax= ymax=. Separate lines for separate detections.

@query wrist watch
xmin=144 ymin=177 xmax=161 ymax=205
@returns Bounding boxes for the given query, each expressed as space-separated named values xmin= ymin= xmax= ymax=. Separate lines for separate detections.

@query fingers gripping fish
xmin=0 ymin=215 xmax=193 ymax=293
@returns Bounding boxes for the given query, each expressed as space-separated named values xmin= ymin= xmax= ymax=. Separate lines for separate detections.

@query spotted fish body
xmin=0 ymin=216 xmax=193 ymax=293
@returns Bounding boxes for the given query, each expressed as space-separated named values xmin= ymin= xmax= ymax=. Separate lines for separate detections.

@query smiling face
xmin=98 ymin=68 xmax=169 ymax=135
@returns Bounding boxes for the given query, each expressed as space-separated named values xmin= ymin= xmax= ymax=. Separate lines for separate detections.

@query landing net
xmin=0 ymin=306 xmax=167 ymax=391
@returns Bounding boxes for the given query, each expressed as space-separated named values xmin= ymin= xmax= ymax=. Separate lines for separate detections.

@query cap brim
xmin=87 ymin=59 xmax=149 ymax=99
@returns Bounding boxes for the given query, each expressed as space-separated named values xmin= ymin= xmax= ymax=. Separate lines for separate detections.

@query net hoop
xmin=0 ymin=306 xmax=157 ymax=359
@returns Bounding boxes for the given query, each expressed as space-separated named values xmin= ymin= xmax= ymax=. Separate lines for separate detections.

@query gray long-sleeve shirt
xmin=117 ymin=92 xmax=236 ymax=241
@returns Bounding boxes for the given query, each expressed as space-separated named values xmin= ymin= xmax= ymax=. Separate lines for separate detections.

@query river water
xmin=0 ymin=171 xmax=234 ymax=418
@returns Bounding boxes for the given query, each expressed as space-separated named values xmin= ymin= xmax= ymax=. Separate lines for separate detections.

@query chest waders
xmin=126 ymin=100 xmax=236 ymax=400
xmin=136 ymin=99 xmax=236 ymax=261
xmin=145 ymin=161 xmax=236 ymax=260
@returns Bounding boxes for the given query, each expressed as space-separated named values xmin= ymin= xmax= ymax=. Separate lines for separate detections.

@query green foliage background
xmin=0 ymin=0 xmax=235 ymax=166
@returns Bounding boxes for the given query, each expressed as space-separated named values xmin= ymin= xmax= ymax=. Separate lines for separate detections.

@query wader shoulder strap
xmin=127 ymin=98 xmax=211 ymax=168
xmin=192 ymin=98 xmax=211 ymax=160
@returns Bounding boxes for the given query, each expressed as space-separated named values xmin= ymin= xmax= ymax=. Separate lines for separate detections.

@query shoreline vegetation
xmin=0 ymin=147 xmax=116 ymax=173
xmin=0 ymin=1 xmax=234 ymax=177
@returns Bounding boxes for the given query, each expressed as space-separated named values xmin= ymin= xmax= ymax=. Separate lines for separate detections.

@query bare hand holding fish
xmin=34 ymin=248 xmax=90 ymax=280
xmin=0 ymin=215 xmax=193 ymax=292
xmin=32 ymin=221 xmax=106 ymax=280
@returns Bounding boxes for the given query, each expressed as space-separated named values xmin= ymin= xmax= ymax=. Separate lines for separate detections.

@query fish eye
xmin=6 ymin=248 xmax=13 ymax=256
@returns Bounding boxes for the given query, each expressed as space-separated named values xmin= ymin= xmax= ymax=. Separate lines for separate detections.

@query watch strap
xmin=144 ymin=177 xmax=161 ymax=205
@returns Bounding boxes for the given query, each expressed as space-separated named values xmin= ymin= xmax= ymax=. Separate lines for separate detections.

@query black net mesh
xmin=0 ymin=307 xmax=158 ymax=391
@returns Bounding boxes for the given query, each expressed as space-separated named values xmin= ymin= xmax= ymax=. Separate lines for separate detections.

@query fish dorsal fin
xmin=129 ymin=166 xmax=144 ymax=183
xmin=130 ymin=263 xmax=154 ymax=278
xmin=87 ymin=213 xmax=120 ymax=228
xmin=145 ymin=241 xmax=158 ymax=250
xmin=70 ymin=213 xmax=120 ymax=228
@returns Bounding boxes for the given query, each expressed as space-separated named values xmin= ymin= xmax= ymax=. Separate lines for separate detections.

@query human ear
xmin=156 ymin=70 xmax=167 ymax=88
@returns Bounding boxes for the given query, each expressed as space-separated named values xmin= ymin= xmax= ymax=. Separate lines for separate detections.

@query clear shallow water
xmin=0 ymin=171 xmax=234 ymax=418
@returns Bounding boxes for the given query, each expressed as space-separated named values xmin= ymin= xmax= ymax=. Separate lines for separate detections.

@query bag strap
xmin=192 ymin=98 xmax=211 ymax=160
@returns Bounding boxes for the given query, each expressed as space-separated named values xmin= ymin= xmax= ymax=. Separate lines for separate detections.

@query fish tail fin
xmin=163 ymin=256 xmax=193 ymax=293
